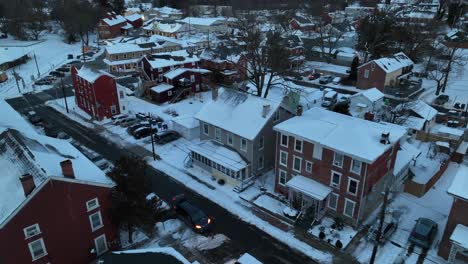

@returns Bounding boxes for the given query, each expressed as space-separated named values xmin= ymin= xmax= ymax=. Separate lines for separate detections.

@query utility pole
xmin=148 ymin=112 xmax=156 ymax=161
xmin=12 ymin=70 xmax=21 ymax=94
xmin=369 ymin=187 xmax=390 ymax=264
xmin=33 ymin=52 xmax=40 ymax=78
xmin=61 ymin=78 xmax=69 ymax=113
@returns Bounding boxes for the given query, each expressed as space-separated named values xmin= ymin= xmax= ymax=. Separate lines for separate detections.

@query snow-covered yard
xmin=309 ymin=217 xmax=358 ymax=249
xmin=354 ymin=162 xmax=460 ymax=264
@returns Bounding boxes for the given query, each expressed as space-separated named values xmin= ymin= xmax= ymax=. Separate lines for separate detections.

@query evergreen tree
xmin=332 ymin=101 xmax=351 ymax=116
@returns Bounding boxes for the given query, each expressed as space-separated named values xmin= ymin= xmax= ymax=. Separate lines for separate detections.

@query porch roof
xmin=188 ymin=140 xmax=248 ymax=172
xmin=450 ymin=224 xmax=468 ymax=249
xmin=286 ymin=176 xmax=332 ymax=201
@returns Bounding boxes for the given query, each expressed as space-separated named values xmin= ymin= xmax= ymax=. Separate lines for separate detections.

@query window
xmin=215 ymin=127 xmax=221 ymax=141
xmin=23 ymin=224 xmax=41 ymax=239
xmin=158 ymin=74 xmax=163 ymax=82
xmin=347 ymin=178 xmax=359 ymax=196
xmin=344 ymin=198 xmax=356 ymax=218
xmin=273 ymin=110 xmax=280 ymax=122
xmin=294 ymin=139 xmax=303 ymax=152
xmin=330 ymin=171 xmax=341 ymax=188
xmin=305 ymin=161 xmax=313 ymax=173
xmin=351 ymin=159 xmax=362 ymax=175
xmin=293 ymin=156 xmax=302 ymax=172
xmin=279 ymin=151 xmax=288 ymax=166
xmin=227 ymin=133 xmax=233 ymax=146
xmin=89 ymin=211 xmax=104 ymax=232
xmin=364 ymin=69 xmax=369 ymax=78
xmin=333 ymin=152 xmax=343 ymax=167
xmin=94 ymin=234 xmax=108 ymax=256
xmin=28 ymin=238 xmax=47 ymax=261
xmin=280 ymin=134 xmax=288 ymax=147
xmin=111 ymin=105 xmax=117 ymax=114
xmin=119 ymin=90 xmax=124 ymax=98
xmin=203 ymin=123 xmax=209 ymax=135
xmin=258 ymin=136 xmax=264 ymax=150
xmin=240 ymin=138 xmax=247 ymax=152
xmin=258 ymin=156 xmax=264 ymax=170
xmin=328 ymin=193 xmax=339 ymax=210
xmin=278 ymin=169 xmax=287 ymax=186
xmin=168 ymin=90 xmax=173 ymax=96
xmin=190 ymin=74 xmax=195 ymax=82
xmin=86 ymin=198 xmax=100 ymax=212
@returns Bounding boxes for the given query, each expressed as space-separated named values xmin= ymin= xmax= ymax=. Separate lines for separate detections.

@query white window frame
xmin=278 ymin=169 xmax=287 ymax=186
xmin=28 ymin=238 xmax=47 ymax=261
xmin=333 ymin=152 xmax=343 ymax=168
xmin=279 ymin=150 xmax=288 ymax=167
xmin=344 ymin=198 xmax=356 ymax=218
xmin=258 ymin=155 xmax=264 ymax=170
xmin=227 ymin=132 xmax=233 ymax=146
xmin=328 ymin=193 xmax=339 ymax=210
xmin=294 ymin=138 xmax=303 ymax=153
xmin=258 ymin=136 xmax=264 ymax=150
xmin=347 ymin=178 xmax=360 ymax=196
xmin=330 ymin=171 xmax=341 ymax=188
xmin=94 ymin=234 xmax=108 ymax=256
xmin=89 ymin=211 xmax=104 ymax=232
xmin=86 ymin=198 xmax=100 ymax=212
xmin=240 ymin=138 xmax=247 ymax=152
xmin=305 ymin=161 xmax=313 ymax=173
xmin=293 ymin=155 xmax=302 ymax=173
xmin=215 ymin=127 xmax=221 ymax=142
xmin=351 ymin=159 xmax=362 ymax=175
xmin=273 ymin=110 xmax=280 ymax=122
xmin=364 ymin=69 xmax=369 ymax=78
xmin=203 ymin=123 xmax=209 ymax=135
xmin=280 ymin=134 xmax=288 ymax=147
xmin=190 ymin=74 xmax=195 ymax=82
xmin=167 ymin=90 xmax=173 ymax=96
xmin=23 ymin=224 xmax=41 ymax=239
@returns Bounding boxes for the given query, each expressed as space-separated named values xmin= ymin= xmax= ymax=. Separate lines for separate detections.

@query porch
xmin=286 ymin=175 xmax=332 ymax=226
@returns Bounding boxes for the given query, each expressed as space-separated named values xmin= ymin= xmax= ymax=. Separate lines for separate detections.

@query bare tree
xmin=312 ymin=23 xmax=344 ymax=63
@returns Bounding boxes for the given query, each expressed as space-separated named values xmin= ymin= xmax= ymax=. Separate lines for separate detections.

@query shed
xmin=172 ymin=117 xmax=199 ymax=140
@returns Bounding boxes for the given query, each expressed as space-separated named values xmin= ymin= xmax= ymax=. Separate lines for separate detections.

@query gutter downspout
xmin=356 ymin=162 xmax=368 ymax=227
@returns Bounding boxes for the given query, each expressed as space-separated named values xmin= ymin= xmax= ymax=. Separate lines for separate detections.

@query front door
xmin=94 ymin=234 xmax=108 ymax=256
xmin=292 ymin=191 xmax=303 ymax=209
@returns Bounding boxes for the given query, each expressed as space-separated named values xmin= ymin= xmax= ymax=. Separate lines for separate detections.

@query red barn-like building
xmin=0 ymin=127 xmax=117 ymax=264
xmin=125 ymin=14 xmax=143 ymax=29
xmin=98 ymin=12 xmax=128 ymax=39
xmin=71 ymin=66 xmax=121 ymax=120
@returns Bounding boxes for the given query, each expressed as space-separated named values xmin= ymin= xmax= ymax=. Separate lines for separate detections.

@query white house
xmin=349 ymin=88 xmax=385 ymax=119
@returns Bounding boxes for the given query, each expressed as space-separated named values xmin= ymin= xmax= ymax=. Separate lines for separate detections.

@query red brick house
xmin=289 ymin=16 xmax=315 ymax=32
xmin=199 ymin=47 xmax=247 ymax=85
xmin=141 ymin=50 xmax=200 ymax=83
xmin=0 ymin=128 xmax=117 ymax=264
xmin=273 ymin=107 xmax=407 ymax=226
xmin=438 ymin=165 xmax=468 ymax=262
xmin=125 ymin=13 xmax=143 ymax=29
xmin=98 ymin=12 xmax=128 ymax=39
xmin=71 ymin=66 xmax=123 ymax=120
xmin=356 ymin=52 xmax=414 ymax=92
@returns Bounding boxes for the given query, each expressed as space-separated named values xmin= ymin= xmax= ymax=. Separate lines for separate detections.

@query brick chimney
xmin=296 ymin=105 xmax=303 ymax=116
xmin=262 ymin=104 xmax=271 ymax=118
xmin=212 ymin=87 xmax=218 ymax=101
xmin=20 ymin=174 xmax=36 ymax=197
xmin=60 ymin=160 xmax=75 ymax=179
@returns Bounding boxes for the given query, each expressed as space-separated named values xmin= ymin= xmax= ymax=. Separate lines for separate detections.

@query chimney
xmin=20 ymin=174 xmax=36 ymax=197
xmin=262 ymin=104 xmax=271 ymax=118
xmin=211 ymin=87 xmax=218 ymax=101
xmin=380 ymin=132 xmax=390 ymax=145
xmin=296 ymin=105 xmax=303 ymax=116
xmin=60 ymin=160 xmax=75 ymax=179
xmin=364 ymin=111 xmax=375 ymax=121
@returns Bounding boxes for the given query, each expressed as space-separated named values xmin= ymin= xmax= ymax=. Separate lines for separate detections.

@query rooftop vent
xmin=380 ymin=132 xmax=390 ymax=145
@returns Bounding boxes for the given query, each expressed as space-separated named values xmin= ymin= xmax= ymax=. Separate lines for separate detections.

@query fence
xmin=404 ymin=159 xmax=450 ymax=197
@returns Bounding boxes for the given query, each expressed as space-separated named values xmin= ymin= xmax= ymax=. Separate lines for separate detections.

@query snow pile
xmin=252 ymin=193 xmax=288 ymax=216
xmin=183 ymin=233 xmax=228 ymax=251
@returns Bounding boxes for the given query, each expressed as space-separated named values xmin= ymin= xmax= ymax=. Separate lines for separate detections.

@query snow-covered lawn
xmin=0 ymin=33 xmax=83 ymax=98
xmin=409 ymin=140 xmax=449 ymax=185
xmin=353 ymin=162 xmax=460 ymax=264
xmin=252 ymin=193 xmax=289 ymax=217
xmin=309 ymin=217 xmax=358 ymax=249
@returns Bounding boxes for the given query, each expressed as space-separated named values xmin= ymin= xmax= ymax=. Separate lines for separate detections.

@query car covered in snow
xmin=154 ymin=130 xmax=180 ymax=145
xmin=171 ymin=194 xmax=212 ymax=233
xmin=409 ymin=218 xmax=438 ymax=249
xmin=319 ymin=75 xmax=334 ymax=84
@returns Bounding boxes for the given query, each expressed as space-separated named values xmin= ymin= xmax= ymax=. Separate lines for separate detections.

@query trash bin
xmin=67 ymin=54 xmax=73 ymax=59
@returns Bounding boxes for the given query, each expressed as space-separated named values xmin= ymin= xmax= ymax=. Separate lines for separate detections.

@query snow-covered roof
xmin=178 ymin=17 xmax=227 ymax=26
xmin=103 ymin=15 xmax=127 ymax=26
xmin=163 ymin=68 xmax=210 ymax=80
xmin=450 ymin=224 xmax=468 ymax=249
xmin=237 ymin=253 xmax=263 ymax=264
xmin=150 ymin=83 xmax=174 ymax=93
xmin=154 ymin=23 xmax=186 ymax=33
xmin=0 ymin=99 xmax=34 ymax=133
xmin=121 ymin=23 xmax=133 ymax=30
xmin=195 ymin=88 xmax=282 ymax=141
xmin=106 ymin=42 xmax=149 ymax=54
xmin=393 ymin=141 xmax=421 ymax=176
xmin=286 ymin=175 xmax=332 ymax=200
xmin=125 ymin=13 xmax=142 ymax=22
xmin=76 ymin=66 xmax=110 ymax=83
xmin=360 ymin=52 xmax=414 ymax=73
xmin=144 ymin=50 xmax=199 ymax=69
xmin=112 ymin=247 xmax=190 ymax=264
xmin=188 ymin=140 xmax=248 ymax=171
xmin=402 ymin=100 xmax=438 ymax=120
xmin=448 ymin=165 xmax=468 ymax=200
xmin=359 ymin=88 xmax=384 ymax=102
xmin=153 ymin=6 xmax=183 ymax=15
xmin=437 ymin=125 xmax=464 ymax=137
xmin=274 ymin=107 xmax=408 ymax=163
xmin=401 ymin=116 xmax=426 ymax=131
xmin=172 ymin=116 xmax=199 ymax=129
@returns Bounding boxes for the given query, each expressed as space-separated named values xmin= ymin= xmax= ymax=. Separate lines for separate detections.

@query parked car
xmin=27 ymin=111 xmax=42 ymax=124
xmin=367 ymin=220 xmax=398 ymax=244
xmin=49 ymin=71 xmax=65 ymax=78
xmin=34 ymin=79 xmax=54 ymax=85
xmin=172 ymin=194 xmax=212 ymax=233
xmin=112 ymin=114 xmax=128 ymax=124
xmin=133 ymin=127 xmax=152 ymax=139
xmin=409 ymin=218 xmax=438 ymax=249
xmin=321 ymin=91 xmax=338 ymax=107
xmin=319 ymin=75 xmax=334 ymax=84
xmin=128 ymin=123 xmax=149 ymax=135
xmin=154 ymin=130 xmax=180 ymax=145
xmin=56 ymin=67 xmax=70 ymax=73
xmin=119 ymin=118 xmax=138 ymax=127
xmin=43 ymin=122 xmax=59 ymax=137
xmin=308 ymin=73 xmax=321 ymax=80
xmin=332 ymin=77 xmax=342 ymax=84
xmin=57 ymin=132 xmax=71 ymax=140
xmin=434 ymin=94 xmax=449 ymax=105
